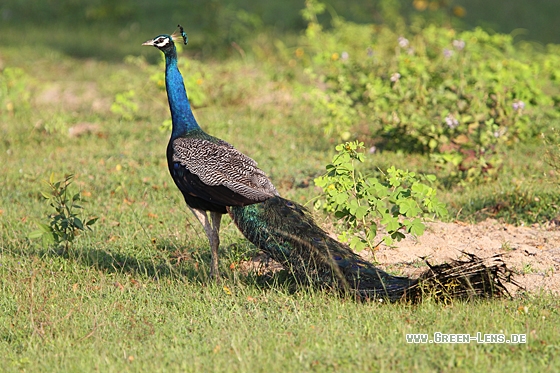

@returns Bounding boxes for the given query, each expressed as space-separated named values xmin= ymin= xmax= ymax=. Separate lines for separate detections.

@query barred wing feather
xmin=171 ymin=137 xmax=278 ymax=204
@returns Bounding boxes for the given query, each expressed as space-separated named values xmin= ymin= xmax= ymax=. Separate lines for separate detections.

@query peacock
xmin=142 ymin=27 xmax=278 ymax=279
xmin=142 ymin=26 xmax=515 ymax=301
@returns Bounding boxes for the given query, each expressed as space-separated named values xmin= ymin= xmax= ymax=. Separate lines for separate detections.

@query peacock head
xmin=142 ymin=24 xmax=188 ymax=53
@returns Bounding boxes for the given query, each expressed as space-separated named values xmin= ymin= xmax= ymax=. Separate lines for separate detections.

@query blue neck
xmin=164 ymin=47 xmax=200 ymax=138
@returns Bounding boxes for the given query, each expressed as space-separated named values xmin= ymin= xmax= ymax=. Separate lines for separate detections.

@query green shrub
xmin=314 ymin=141 xmax=448 ymax=255
xmin=296 ymin=1 xmax=559 ymax=182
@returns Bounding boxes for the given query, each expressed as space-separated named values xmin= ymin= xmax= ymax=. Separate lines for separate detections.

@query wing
xmin=170 ymin=137 xmax=278 ymax=207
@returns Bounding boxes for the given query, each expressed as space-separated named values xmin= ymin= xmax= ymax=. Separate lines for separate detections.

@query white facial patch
xmin=155 ymin=37 xmax=170 ymax=48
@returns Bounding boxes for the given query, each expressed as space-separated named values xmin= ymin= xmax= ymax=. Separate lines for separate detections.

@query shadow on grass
xmin=373 ymin=128 xmax=430 ymax=155
xmin=7 ymin=237 xmax=295 ymax=291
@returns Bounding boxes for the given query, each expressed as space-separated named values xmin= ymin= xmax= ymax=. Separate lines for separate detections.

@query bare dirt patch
xmin=35 ymin=81 xmax=110 ymax=112
xmin=372 ymin=220 xmax=560 ymax=296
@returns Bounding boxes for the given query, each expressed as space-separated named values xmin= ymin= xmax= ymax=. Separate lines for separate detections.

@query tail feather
xmin=407 ymin=253 xmax=515 ymax=301
xmin=228 ymin=196 xmax=516 ymax=302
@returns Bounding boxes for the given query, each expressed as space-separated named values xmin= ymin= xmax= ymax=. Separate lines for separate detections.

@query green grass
xmin=2 ymin=250 xmax=559 ymax=372
xmin=1 ymin=19 xmax=559 ymax=372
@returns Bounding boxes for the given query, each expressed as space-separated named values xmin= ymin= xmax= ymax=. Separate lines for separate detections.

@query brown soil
xmin=371 ymin=220 xmax=560 ymax=296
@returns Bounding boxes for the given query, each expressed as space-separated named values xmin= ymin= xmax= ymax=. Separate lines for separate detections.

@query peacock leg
xmin=188 ymin=208 xmax=222 ymax=280
xmin=209 ymin=211 xmax=222 ymax=279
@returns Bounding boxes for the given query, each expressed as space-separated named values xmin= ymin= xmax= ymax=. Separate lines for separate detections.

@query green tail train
xmin=229 ymin=196 xmax=515 ymax=302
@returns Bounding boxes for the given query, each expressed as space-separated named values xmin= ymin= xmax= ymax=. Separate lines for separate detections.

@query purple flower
xmin=443 ymin=48 xmax=453 ymax=58
xmin=445 ymin=114 xmax=459 ymax=129
xmin=368 ymin=146 xmax=377 ymax=154
xmin=367 ymin=47 xmax=374 ymax=57
xmin=452 ymin=39 xmax=465 ymax=50
xmin=390 ymin=72 xmax=401 ymax=82
xmin=398 ymin=36 xmax=409 ymax=48
xmin=512 ymin=101 xmax=526 ymax=111
xmin=341 ymin=51 xmax=349 ymax=61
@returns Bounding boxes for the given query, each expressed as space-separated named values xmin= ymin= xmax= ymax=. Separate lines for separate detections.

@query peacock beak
xmin=142 ymin=39 xmax=155 ymax=46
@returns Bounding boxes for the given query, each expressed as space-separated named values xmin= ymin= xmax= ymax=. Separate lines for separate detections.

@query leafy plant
xmin=297 ymin=1 xmax=559 ymax=182
xmin=314 ymin=141 xmax=448 ymax=254
xmin=29 ymin=174 xmax=97 ymax=251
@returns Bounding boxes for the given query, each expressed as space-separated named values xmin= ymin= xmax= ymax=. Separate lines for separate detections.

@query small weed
xmin=410 ymin=259 xmax=428 ymax=268
xmin=29 ymin=174 xmax=98 ymax=252
xmin=501 ymin=241 xmax=514 ymax=251
xmin=522 ymin=263 xmax=536 ymax=275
